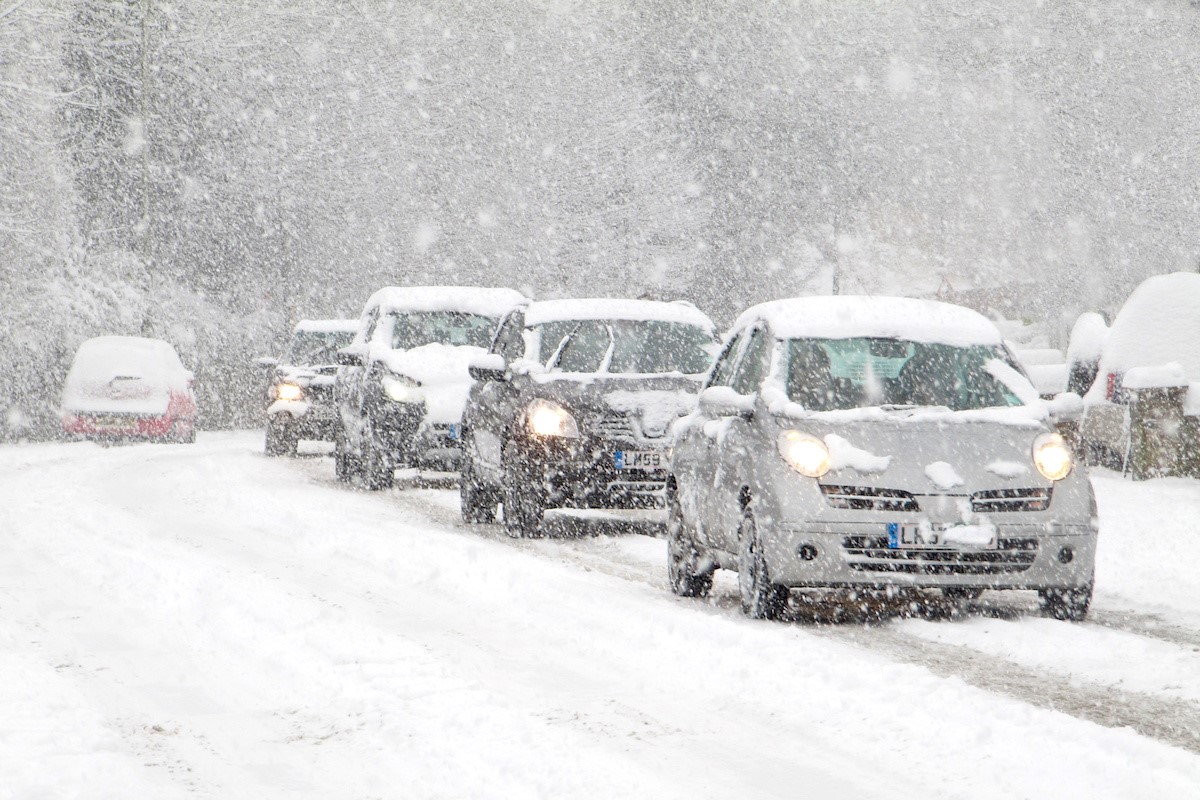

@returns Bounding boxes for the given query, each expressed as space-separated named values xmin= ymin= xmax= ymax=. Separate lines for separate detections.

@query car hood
xmin=277 ymin=364 xmax=338 ymax=387
xmin=786 ymin=416 xmax=1054 ymax=495
xmin=378 ymin=343 xmax=489 ymax=424
xmin=533 ymin=374 xmax=703 ymax=440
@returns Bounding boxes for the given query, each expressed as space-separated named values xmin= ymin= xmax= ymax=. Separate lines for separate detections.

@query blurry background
xmin=3 ymin=0 xmax=1199 ymax=434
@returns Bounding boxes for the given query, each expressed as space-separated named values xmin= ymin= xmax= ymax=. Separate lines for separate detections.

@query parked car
xmin=334 ymin=286 xmax=527 ymax=488
xmin=1064 ymin=312 xmax=1109 ymax=396
xmin=1013 ymin=347 xmax=1067 ymax=399
xmin=1079 ymin=273 xmax=1200 ymax=478
xmin=667 ymin=296 xmax=1096 ymax=621
xmin=260 ymin=319 xmax=358 ymax=456
xmin=459 ymin=298 xmax=718 ymax=535
xmin=61 ymin=335 xmax=197 ymax=443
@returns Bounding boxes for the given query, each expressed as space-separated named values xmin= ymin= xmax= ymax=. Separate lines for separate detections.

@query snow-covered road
xmin=3 ymin=432 xmax=1199 ymax=799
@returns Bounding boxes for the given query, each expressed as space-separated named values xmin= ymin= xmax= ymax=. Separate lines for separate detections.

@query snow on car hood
xmin=603 ymin=389 xmax=699 ymax=438
xmin=790 ymin=416 xmax=1054 ymax=494
xmin=377 ymin=343 xmax=488 ymax=424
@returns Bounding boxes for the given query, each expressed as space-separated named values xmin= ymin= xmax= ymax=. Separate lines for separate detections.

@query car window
xmin=389 ymin=311 xmax=498 ymax=350
xmin=555 ymin=321 xmax=612 ymax=372
xmin=708 ymin=332 xmax=744 ymax=388
xmin=362 ymin=309 xmax=380 ymax=344
xmin=784 ymin=337 xmax=1024 ymax=411
xmin=287 ymin=330 xmax=355 ymax=366
xmin=729 ymin=328 xmax=768 ymax=395
xmin=533 ymin=320 xmax=579 ymax=363
xmin=605 ymin=321 xmax=715 ymax=375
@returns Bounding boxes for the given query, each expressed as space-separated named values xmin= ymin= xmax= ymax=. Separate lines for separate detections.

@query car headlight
xmin=526 ymin=398 xmax=580 ymax=438
xmin=381 ymin=374 xmax=424 ymax=404
xmin=778 ymin=430 xmax=831 ymax=478
xmin=1033 ymin=432 xmax=1073 ymax=481
xmin=275 ymin=382 xmax=303 ymax=402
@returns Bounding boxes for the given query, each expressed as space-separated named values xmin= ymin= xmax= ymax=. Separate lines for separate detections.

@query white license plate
xmin=94 ymin=415 xmax=137 ymax=430
xmin=614 ymin=450 xmax=664 ymax=471
xmin=887 ymin=523 xmax=997 ymax=550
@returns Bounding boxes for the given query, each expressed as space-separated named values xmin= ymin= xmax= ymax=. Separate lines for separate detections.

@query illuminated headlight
xmin=1033 ymin=432 xmax=1073 ymax=481
xmin=526 ymin=398 xmax=580 ymax=438
xmin=777 ymin=430 xmax=831 ymax=478
xmin=381 ymin=374 xmax=423 ymax=404
xmin=275 ymin=382 xmax=303 ymax=402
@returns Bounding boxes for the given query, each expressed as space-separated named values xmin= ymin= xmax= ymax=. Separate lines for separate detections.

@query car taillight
xmin=1105 ymin=372 xmax=1117 ymax=400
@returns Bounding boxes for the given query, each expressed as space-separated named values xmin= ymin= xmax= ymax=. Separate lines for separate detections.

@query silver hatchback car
xmin=668 ymin=296 xmax=1097 ymax=621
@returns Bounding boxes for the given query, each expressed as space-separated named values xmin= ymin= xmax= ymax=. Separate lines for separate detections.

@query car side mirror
xmin=469 ymin=353 xmax=508 ymax=383
xmin=336 ymin=349 xmax=364 ymax=368
xmin=255 ymin=357 xmax=278 ymax=369
xmin=698 ymin=386 xmax=754 ymax=419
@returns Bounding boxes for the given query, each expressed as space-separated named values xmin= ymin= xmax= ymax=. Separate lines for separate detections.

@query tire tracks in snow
xmin=335 ymin=470 xmax=1200 ymax=756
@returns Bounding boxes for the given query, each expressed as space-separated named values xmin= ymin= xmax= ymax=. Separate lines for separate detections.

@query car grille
xmin=970 ymin=488 xmax=1052 ymax=513
xmin=821 ymin=485 xmax=920 ymax=512
xmin=305 ymin=383 xmax=335 ymax=405
xmin=594 ymin=412 xmax=637 ymax=440
xmin=841 ymin=536 xmax=1038 ymax=575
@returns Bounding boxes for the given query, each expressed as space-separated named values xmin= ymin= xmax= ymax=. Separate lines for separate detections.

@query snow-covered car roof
xmin=294 ymin=319 xmax=358 ymax=333
xmin=362 ymin=286 xmax=526 ymax=318
xmin=523 ymin=298 xmax=714 ymax=330
xmin=69 ymin=336 xmax=184 ymax=371
xmin=1066 ymin=312 xmax=1109 ymax=364
xmin=734 ymin=296 xmax=1005 ymax=346
xmin=1095 ymin=272 xmax=1200 ymax=380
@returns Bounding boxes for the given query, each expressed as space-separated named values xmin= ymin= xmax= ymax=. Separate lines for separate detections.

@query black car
xmin=259 ymin=319 xmax=357 ymax=456
xmin=333 ymin=286 xmax=527 ymax=489
xmin=459 ymin=298 xmax=718 ymax=536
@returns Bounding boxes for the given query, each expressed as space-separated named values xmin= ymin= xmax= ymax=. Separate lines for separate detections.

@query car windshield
xmin=286 ymin=330 xmax=355 ymax=365
xmin=552 ymin=319 xmax=714 ymax=374
xmin=784 ymin=337 xmax=1024 ymax=412
xmin=389 ymin=311 xmax=497 ymax=350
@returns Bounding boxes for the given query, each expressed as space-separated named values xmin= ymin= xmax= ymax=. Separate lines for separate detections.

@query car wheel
xmin=334 ymin=427 xmax=357 ymax=483
xmin=1039 ymin=579 xmax=1093 ymax=621
xmin=460 ymin=450 xmax=498 ymax=524
xmin=667 ymin=491 xmax=712 ymax=598
xmin=502 ymin=440 xmax=545 ymax=538
xmin=361 ymin=420 xmax=395 ymax=490
xmin=265 ymin=416 xmax=298 ymax=457
xmin=737 ymin=510 xmax=788 ymax=620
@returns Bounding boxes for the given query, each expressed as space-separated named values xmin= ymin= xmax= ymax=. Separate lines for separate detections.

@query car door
xmin=703 ymin=325 xmax=770 ymax=552
xmin=467 ymin=310 xmax=527 ymax=480
xmin=681 ymin=329 xmax=745 ymax=549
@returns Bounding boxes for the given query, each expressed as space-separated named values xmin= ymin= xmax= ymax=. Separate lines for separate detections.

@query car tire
xmin=361 ymin=420 xmax=394 ymax=491
xmin=461 ymin=451 xmax=498 ymax=524
xmin=1039 ymin=579 xmax=1093 ymax=621
xmin=334 ymin=427 xmax=357 ymax=483
xmin=265 ymin=416 xmax=298 ymax=457
xmin=667 ymin=490 xmax=712 ymax=598
xmin=502 ymin=440 xmax=545 ymax=538
xmin=737 ymin=510 xmax=788 ymax=620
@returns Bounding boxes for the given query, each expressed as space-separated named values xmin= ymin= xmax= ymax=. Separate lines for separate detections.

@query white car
xmin=1080 ymin=272 xmax=1200 ymax=477
xmin=61 ymin=336 xmax=197 ymax=442
xmin=334 ymin=286 xmax=528 ymax=488
xmin=668 ymin=296 xmax=1096 ymax=621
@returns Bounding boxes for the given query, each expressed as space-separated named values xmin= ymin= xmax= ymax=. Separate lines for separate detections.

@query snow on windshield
xmin=783 ymin=338 xmax=1024 ymax=412
xmin=389 ymin=311 xmax=498 ymax=350
xmin=553 ymin=320 xmax=715 ymax=375
xmin=286 ymin=330 xmax=355 ymax=366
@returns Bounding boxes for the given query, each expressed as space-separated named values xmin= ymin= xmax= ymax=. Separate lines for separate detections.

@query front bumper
xmin=764 ymin=520 xmax=1096 ymax=590
xmin=521 ymin=436 xmax=669 ymax=510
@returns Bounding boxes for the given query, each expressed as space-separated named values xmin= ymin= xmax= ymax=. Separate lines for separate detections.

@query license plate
xmin=614 ymin=450 xmax=664 ymax=470
xmin=93 ymin=415 xmax=137 ymax=430
xmin=887 ymin=523 xmax=996 ymax=550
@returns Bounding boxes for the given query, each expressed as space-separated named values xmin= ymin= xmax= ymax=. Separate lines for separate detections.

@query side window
xmin=730 ymin=328 xmax=769 ymax=395
xmin=490 ymin=312 xmax=525 ymax=362
xmin=708 ymin=332 xmax=744 ymax=388
xmin=555 ymin=321 xmax=612 ymax=373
